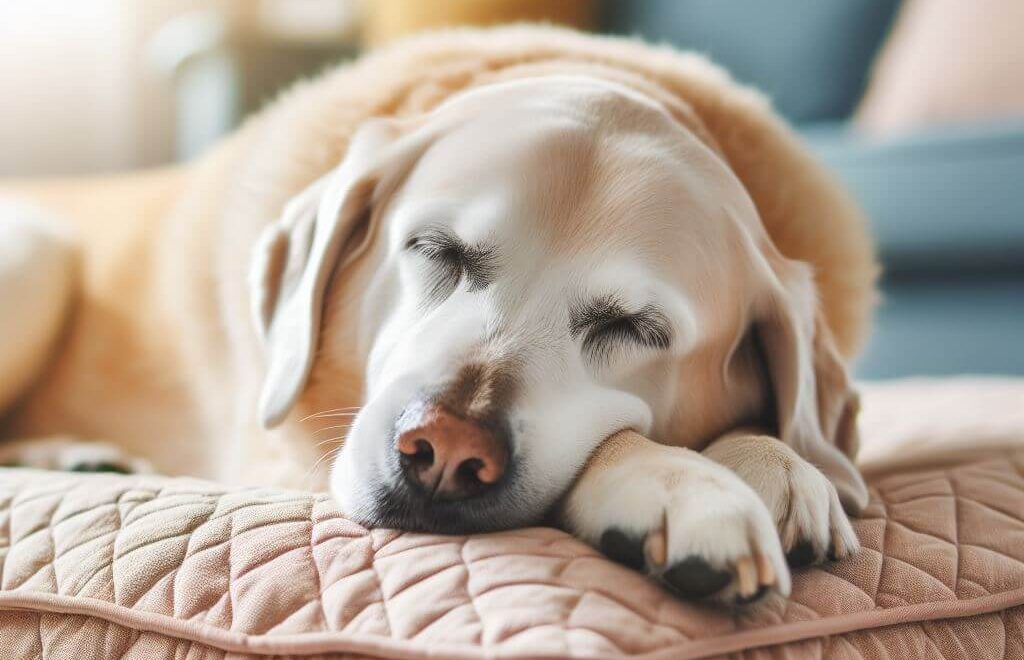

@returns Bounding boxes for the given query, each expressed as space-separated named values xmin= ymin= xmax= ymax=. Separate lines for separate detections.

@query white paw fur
xmin=563 ymin=436 xmax=790 ymax=605
xmin=0 ymin=200 xmax=77 ymax=412
xmin=704 ymin=434 xmax=860 ymax=566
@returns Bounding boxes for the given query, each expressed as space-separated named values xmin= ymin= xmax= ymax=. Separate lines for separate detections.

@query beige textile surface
xmin=856 ymin=0 xmax=1024 ymax=134
xmin=1 ymin=378 xmax=1023 ymax=659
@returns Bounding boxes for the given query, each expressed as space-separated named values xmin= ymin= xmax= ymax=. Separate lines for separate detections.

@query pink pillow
xmin=857 ymin=0 xmax=1024 ymax=135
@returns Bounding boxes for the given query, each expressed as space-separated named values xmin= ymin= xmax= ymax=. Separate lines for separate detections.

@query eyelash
xmin=578 ymin=305 xmax=672 ymax=365
xmin=405 ymin=230 xmax=495 ymax=301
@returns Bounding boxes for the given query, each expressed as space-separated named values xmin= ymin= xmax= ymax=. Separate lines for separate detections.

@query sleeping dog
xmin=0 ymin=27 xmax=875 ymax=605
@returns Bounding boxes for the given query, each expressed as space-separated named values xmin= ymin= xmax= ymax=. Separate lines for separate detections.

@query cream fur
xmin=0 ymin=25 xmax=875 ymax=495
xmin=0 ymin=202 xmax=76 ymax=412
xmin=0 ymin=26 xmax=879 ymax=608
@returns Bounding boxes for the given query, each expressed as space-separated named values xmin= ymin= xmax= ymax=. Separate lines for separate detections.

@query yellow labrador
xmin=0 ymin=28 xmax=874 ymax=606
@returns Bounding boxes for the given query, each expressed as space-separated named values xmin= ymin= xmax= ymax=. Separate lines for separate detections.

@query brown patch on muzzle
xmin=436 ymin=360 xmax=519 ymax=419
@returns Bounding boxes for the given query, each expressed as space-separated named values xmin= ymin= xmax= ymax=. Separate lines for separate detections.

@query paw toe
xmin=662 ymin=556 xmax=732 ymax=600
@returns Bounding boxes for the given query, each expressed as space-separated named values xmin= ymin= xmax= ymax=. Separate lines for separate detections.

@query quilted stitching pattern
xmin=2 ymin=450 xmax=1023 ymax=660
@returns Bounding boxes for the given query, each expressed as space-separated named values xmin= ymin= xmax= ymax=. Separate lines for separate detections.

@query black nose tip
xmin=396 ymin=405 xmax=509 ymax=500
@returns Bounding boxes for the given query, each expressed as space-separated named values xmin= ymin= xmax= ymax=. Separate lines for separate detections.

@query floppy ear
xmin=249 ymin=120 xmax=410 ymax=428
xmin=753 ymin=259 xmax=870 ymax=514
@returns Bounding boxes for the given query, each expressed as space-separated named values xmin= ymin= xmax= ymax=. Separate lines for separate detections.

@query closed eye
xmin=405 ymin=227 xmax=496 ymax=302
xmin=570 ymin=297 xmax=673 ymax=365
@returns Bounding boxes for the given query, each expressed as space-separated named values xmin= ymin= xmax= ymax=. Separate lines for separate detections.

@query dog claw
xmin=830 ymin=527 xmax=848 ymax=560
xmin=755 ymin=552 xmax=776 ymax=586
xmin=645 ymin=529 xmax=667 ymax=567
xmin=736 ymin=556 xmax=758 ymax=596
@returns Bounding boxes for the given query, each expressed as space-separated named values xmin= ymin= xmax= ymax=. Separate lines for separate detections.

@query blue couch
xmin=604 ymin=0 xmax=1024 ymax=378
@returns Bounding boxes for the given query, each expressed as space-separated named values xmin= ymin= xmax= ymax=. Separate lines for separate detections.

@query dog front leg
xmin=559 ymin=430 xmax=789 ymax=605
xmin=703 ymin=430 xmax=860 ymax=568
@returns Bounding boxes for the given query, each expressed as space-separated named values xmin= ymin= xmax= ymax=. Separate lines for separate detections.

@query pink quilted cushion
xmin=2 ymin=379 xmax=1024 ymax=659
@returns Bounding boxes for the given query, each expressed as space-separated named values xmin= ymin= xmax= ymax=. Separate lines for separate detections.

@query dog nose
xmin=397 ymin=406 xmax=508 ymax=499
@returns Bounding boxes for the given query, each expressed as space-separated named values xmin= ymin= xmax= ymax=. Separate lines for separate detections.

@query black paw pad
xmin=599 ymin=528 xmax=646 ymax=571
xmin=662 ymin=556 xmax=732 ymax=600
xmin=69 ymin=461 xmax=133 ymax=474
xmin=734 ymin=585 xmax=770 ymax=605
xmin=785 ymin=540 xmax=819 ymax=568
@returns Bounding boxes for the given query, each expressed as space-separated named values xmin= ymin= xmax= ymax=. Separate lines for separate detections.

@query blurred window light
xmin=257 ymin=0 xmax=364 ymax=42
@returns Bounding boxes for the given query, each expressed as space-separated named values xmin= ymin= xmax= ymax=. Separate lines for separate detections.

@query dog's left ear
xmin=249 ymin=119 xmax=422 ymax=428
xmin=753 ymin=257 xmax=870 ymax=514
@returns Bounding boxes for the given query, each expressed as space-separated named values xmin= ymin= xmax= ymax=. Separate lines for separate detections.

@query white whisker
xmin=314 ymin=423 xmax=354 ymax=435
xmin=311 ymin=412 xmax=359 ymax=420
xmin=315 ymin=434 xmax=350 ymax=449
xmin=300 ymin=407 xmax=361 ymax=422
xmin=303 ymin=439 xmax=346 ymax=485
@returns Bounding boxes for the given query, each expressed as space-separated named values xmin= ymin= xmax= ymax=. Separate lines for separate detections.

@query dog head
xmin=250 ymin=76 xmax=867 ymax=533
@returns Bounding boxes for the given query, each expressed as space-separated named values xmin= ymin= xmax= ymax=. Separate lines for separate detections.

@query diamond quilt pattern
xmin=1 ymin=447 xmax=1023 ymax=660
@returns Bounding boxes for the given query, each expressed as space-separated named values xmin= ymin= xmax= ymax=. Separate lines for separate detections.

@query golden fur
xmin=0 ymin=26 xmax=876 ymax=488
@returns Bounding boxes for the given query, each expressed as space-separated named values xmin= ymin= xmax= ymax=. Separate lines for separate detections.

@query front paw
xmin=562 ymin=442 xmax=790 ymax=606
xmin=705 ymin=435 xmax=859 ymax=568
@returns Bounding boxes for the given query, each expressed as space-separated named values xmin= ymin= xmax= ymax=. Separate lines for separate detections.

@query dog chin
xmin=331 ymin=456 xmax=546 ymax=534
xmin=369 ymin=481 xmax=542 ymax=535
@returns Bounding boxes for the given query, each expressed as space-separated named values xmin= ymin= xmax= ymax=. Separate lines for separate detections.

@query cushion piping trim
xmin=1 ymin=587 xmax=1023 ymax=660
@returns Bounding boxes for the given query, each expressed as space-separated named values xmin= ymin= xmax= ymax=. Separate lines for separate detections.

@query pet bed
xmin=1 ymin=377 xmax=1023 ymax=659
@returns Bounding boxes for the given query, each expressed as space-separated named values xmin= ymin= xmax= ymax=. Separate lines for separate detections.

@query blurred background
xmin=1 ymin=0 xmax=1021 ymax=379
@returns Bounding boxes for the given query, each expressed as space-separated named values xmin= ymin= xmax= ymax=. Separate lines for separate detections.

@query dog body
xmin=0 ymin=27 xmax=876 ymax=604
